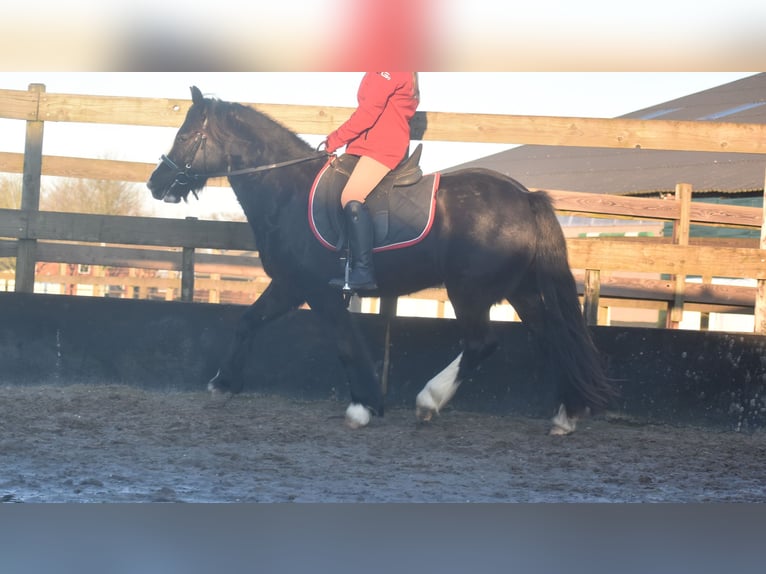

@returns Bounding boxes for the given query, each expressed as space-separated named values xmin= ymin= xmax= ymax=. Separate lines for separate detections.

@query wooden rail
xmin=3 ymin=87 xmax=766 ymax=153
xmin=1 ymin=205 xmax=762 ymax=279
xmin=1 ymin=84 xmax=765 ymax=332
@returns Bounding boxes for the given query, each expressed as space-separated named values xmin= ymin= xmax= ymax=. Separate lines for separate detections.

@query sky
xmin=0 ymin=72 xmax=758 ymax=217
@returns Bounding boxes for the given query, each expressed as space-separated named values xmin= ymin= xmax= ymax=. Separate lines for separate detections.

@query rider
xmin=324 ymin=72 xmax=420 ymax=291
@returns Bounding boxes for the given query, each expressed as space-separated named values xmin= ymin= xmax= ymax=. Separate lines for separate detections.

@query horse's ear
xmin=190 ymin=86 xmax=204 ymax=106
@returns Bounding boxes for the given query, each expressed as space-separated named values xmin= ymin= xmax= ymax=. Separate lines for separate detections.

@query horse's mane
xmin=205 ymin=97 xmax=314 ymax=159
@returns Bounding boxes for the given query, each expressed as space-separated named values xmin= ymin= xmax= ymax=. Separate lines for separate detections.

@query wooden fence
xmin=1 ymin=84 xmax=765 ymax=332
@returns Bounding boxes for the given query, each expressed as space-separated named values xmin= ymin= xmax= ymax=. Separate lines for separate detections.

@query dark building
xmin=447 ymin=73 xmax=766 ymax=239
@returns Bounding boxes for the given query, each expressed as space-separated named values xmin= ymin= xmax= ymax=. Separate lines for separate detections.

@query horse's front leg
xmin=308 ymin=293 xmax=384 ymax=429
xmin=338 ymin=314 xmax=385 ymax=429
xmin=209 ymin=281 xmax=303 ymax=394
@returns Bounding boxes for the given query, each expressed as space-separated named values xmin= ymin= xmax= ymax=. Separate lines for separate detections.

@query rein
xmin=201 ymin=152 xmax=329 ymax=178
xmin=160 ymin=135 xmax=327 ymax=190
xmin=158 ymin=127 xmax=328 ymax=202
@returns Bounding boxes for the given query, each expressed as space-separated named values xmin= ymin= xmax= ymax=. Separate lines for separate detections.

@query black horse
xmin=147 ymin=86 xmax=615 ymax=434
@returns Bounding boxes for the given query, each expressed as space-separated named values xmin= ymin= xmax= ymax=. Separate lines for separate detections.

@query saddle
xmin=333 ymin=143 xmax=425 ymax=187
xmin=309 ymin=144 xmax=441 ymax=252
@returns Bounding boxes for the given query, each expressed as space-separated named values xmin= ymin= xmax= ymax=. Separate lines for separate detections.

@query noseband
xmin=158 ymin=130 xmax=327 ymax=202
xmin=158 ymin=131 xmax=207 ymax=201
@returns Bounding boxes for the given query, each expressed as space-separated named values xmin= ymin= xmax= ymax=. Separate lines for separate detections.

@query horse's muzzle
xmin=147 ymin=179 xmax=179 ymax=203
xmin=163 ymin=192 xmax=183 ymax=204
xmin=147 ymin=157 xmax=193 ymax=203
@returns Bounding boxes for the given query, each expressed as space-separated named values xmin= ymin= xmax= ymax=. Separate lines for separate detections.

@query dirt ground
xmin=1 ymin=383 xmax=764 ymax=503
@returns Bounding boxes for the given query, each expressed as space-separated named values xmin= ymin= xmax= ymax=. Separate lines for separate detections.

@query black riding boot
xmin=330 ymin=200 xmax=378 ymax=291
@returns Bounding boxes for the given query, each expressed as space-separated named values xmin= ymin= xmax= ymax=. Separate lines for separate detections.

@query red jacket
xmin=325 ymin=72 xmax=419 ymax=170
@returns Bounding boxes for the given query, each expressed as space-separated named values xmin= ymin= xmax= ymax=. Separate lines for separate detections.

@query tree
xmin=205 ymin=209 xmax=247 ymax=223
xmin=42 ymin=176 xmax=151 ymax=216
xmin=0 ymin=175 xmax=22 ymax=210
xmin=1 ymin=175 xmax=152 ymax=277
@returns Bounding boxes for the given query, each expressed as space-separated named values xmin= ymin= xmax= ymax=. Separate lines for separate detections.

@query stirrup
xmin=329 ymin=245 xmax=377 ymax=291
xmin=329 ymin=276 xmax=349 ymax=289
xmin=328 ymin=276 xmax=377 ymax=291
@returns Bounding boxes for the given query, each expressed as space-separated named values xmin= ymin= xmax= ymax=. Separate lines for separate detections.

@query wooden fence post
xmin=700 ymin=274 xmax=712 ymax=331
xmin=755 ymin=168 xmax=766 ymax=334
xmin=15 ymin=83 xmax=45 ymax=293
xmin=583 ymin=268 xmax=601 ymax=326
xmin=181 ymin=247 xmax=195 ymax=302
xmin=379 ymin=296 xmax=398 ymax=396
xmin=207 ymin=273 xmax=221 ymax=304
xmin=666 ymin=183 xmax=692 ymax=328
xmin=180 ymin=216 xmax=198 ymax=302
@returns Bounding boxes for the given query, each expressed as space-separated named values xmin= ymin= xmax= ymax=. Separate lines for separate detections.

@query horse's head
xmin=147 ymin=86 xmax=226 ymax=203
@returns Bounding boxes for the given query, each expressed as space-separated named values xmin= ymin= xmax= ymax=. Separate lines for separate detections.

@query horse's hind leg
xmin=509 ymin=285 xmax=581 ymax=436
xmin=416 ymin=303 xmax=497 ymax=422
xmin=415 ymin=352 xmax=463 ymax=421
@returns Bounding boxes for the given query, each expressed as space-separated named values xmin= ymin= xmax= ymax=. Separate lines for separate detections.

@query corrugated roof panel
xmin=698 ymin=102 xmax=766 ymax=120
xmin=448 ymin=73 xmax=766 ymax=196
xmin=638 ymin=108 xmax=682 ymax=120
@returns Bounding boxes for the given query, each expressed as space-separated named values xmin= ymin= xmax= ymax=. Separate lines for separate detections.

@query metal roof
xmin=446 ymin=73 xmax=766 ymax=197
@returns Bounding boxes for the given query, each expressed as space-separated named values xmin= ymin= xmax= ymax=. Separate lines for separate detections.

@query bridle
xmin=158 ymin=131 xmax=208 ymax=201
xmin=158 ymin=129 xmax=328 ymax=202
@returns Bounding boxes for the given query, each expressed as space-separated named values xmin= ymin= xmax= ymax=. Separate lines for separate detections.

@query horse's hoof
xmin=415 ymin=389 xmax=441 ymax=422
xmin=207 ymin=370 xmax=226 ymax=394
xmin=207 ymin=369 xmax=241 ymax=395
xmin=345 ymin=403 xmax=371 ymax=429
xmin=415 ymin=406 xmax=436 ymax=423
xmin=207 ymin=381 xmax=227 ymax=395
xmin=548 ymin=424 xmax=575 ymax=436
xmin=414 ymin=353 xmax=461 ymax=423
xmin=549 ymin=404 xmax=577 ymax=436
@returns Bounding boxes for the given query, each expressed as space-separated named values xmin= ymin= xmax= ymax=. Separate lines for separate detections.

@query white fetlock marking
xmin=345 ymin=403 xmax=371 ymax=429
xmin=549 ymin=404 xmax=578 ymax=436
xmin=207 ymin=370 xmax=222 ymax=394
xmin=416 ymin=352 xmax=463 ymax=420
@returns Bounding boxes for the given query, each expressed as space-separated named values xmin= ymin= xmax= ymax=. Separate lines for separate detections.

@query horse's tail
xmin=527 ymin=191 xmax=617 ymax=415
